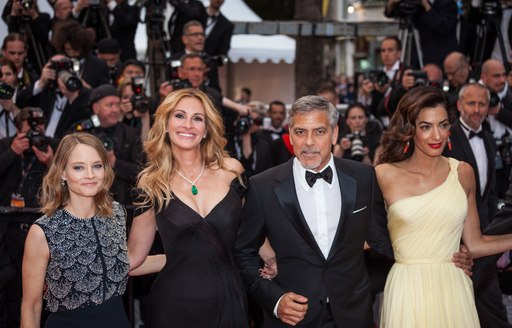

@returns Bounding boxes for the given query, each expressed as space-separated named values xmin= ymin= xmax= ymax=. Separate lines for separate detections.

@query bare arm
xmin=20 ymin=225 xmax=49 ymax=328
xmin=460 ymin=162 xmax=512 ymax=258
xmin=129 ymin=254 xmax=166 ymax=276
xmin=128 ymin=208 xmax=157 ymax=271
xmin=222 ymin=97 xmax=249 ymax=116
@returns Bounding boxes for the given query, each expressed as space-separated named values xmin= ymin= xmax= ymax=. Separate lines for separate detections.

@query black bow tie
xmin=305 ymin=166 xmax=333 ymax=187
xmin=469 ymin=130 xmax=485 ymax=139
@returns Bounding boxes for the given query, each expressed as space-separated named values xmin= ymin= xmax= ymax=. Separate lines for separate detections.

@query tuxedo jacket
xmin=205 ymin=12 xmax=234 ymax=57
xmin=443 ymin=121 xmax=498 ymax=229
xmin=235 ymin=157 xmax=393 ymax=327
xmin=496 ymin=88 xmax=512 ymax=130
xmin=109 ymin=2 xmax=140 ymax=62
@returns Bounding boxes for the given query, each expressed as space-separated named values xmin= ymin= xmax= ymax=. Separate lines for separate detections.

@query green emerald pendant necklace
xmin=176 ymin=162 xmax=205 ymax=196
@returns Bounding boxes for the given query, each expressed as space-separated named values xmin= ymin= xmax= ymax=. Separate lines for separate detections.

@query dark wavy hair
xmin=378 ymin=86 xmax=448 ymax=164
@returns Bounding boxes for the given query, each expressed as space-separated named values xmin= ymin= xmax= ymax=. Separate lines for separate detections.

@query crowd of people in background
xmin=0 ymin=0 xmax=511 ymax=327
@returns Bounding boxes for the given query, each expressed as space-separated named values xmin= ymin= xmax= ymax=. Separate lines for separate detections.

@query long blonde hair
xmin=39 ymin=133 xmax=115 ymax=217
xmin=136 ymin=88 xmax=229 ymax=212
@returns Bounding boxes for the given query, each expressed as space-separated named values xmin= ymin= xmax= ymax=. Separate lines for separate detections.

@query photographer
xmin=169 ymin=20 xmax=226 ymax=92
xmin=96 ymin=38 xmax=122 ymax=86
xmin=118 ymin=79 xmax=151 ymax=142
xmin=6 ymin=0 xmax=51 ymax=73
xmin=443 ymin=51 xmax=474 ymax=122
xmin=0 ymin=108 xmax=57 ymax=208
xmin=1 ymin=33 xmax=39 ymax=90
xmin=385 ymin=63 xmax=443 ymax=115
xmin=0 ymin=58 xmax=21 ymax=139
xmin=51 ymin=19 xmax=110 ymax=88
xmin=334 ymin=103 xmax=382 ymax=165
xmin=15 ymin=54 xmax=91 ymax=139
xmin=83 ymin=84 xmax=142 ymax=204
xmin=480 ymin=59 xmax=512 ymax=200
xmin=167 ymin=0 xmax=207 ymax=54
xmin=384 ymin=0 xmax=459 ymax=69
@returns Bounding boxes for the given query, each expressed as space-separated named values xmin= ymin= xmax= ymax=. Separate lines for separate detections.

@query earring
xmin=403 ymin=141 xmax=410 ymax=154
xmin=61 ymin=179 xmax=66 ymax=187
xmin=447 ymin=137 xmax=452 ymax=150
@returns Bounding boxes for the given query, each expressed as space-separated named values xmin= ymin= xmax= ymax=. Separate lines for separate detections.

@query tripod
xmin=19 ymin=16 xmax=46 ymax=73
xmin=82 ymin=5 xmax=111 ymax=42
xmin=473 ymin=4 xmax=511 ymax=78
xmin=144 ymin=1 xmax=171 ymax=97
xmin=397 ymin=14 xmax=424 ymax=68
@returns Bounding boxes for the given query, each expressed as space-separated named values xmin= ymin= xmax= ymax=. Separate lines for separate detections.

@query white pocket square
xmin=352 ymin=206 xmax=367 ymax=214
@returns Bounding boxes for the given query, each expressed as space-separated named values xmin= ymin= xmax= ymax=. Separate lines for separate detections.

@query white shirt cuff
xmin=273 ymin=294 xmax=285 ymax=318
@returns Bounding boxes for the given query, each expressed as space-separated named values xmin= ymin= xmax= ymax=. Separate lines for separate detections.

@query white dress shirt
xmin=460 ymin=119 xmax=488 ymax=196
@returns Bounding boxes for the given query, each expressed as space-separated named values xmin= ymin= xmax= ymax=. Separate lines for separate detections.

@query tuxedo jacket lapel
xmin=327 ymin=164 xmax=357 ymax=261
xmin=452 ymin=123 xmax=482 ymax=190
xmin=274 ymin=161 xmax=325 ymax=259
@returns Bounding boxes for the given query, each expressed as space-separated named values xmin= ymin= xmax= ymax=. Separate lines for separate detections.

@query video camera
xmin=26 ymin=108 xmax=49 ymax=152
xmin=200 ymin=54 xmax=229 ymax=69
xmin=50 ymin=58 xmax=82 ymax=92
xmin=396 ymin=0 xmax=422 ymax=17
xmin=131 ymin=76 xmax=148 ymax=113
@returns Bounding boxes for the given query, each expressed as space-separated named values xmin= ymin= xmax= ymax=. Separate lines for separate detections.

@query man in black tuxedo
xmin=16 ymin=54 xmax=91 ymax=140
xmin=443 ymin=82 xmax=510 ymax=328
xmin=235 ymin=95 xmax=395 ymax=327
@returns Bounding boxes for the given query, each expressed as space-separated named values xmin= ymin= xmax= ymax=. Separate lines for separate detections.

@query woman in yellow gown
xmin=376 ymin=86 xmax=512 ymax=327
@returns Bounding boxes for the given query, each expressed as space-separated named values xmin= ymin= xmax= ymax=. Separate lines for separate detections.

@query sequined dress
xmin=137 ymin=179 xmax=249 ymax=328
xmin=380 ymin=158 xmax=480 ymax=327
xmin=34 ymin=202 xmax=130 ymax=328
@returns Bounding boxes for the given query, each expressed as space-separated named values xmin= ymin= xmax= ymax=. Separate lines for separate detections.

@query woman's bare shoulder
xmin=222 ymin=157 xmax=244 ymax=175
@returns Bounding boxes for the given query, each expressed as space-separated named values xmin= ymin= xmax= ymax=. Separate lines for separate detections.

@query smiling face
xmin=413 ymin=105 xmax=451 ymax=157
xmin=61 ymin=144 xmax=105 ymax=202
xmin=167 ymin=97 xmax=206 ymax=151
xmin=290 ymin=110 xmax=338 ymax=171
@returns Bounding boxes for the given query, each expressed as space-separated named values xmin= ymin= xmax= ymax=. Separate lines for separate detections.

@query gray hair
xmin=458 ymin=82 xmax=490 ymax=102
xmin=289 ymin=95 xmax=339 ymax=128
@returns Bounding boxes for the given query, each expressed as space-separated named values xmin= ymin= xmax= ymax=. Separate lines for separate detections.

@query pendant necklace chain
xmin=176 ymin=162 xmax=205 ymax=196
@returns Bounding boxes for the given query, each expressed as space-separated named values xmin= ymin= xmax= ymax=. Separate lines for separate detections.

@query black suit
xmin=167 ymin=0 xmax=207 ymax=54
xmin=16 ymin=86 xmax=91 ymax=140
xmin=79 ymin=53 xmax=110 ymax=88
xmin=235 ymin=157 xmax=393 ymax=327
xmin=443 ymin=121 xmax=510 ymax=328
xmin=109 ymin=2 xmax=140 ymax=62
xmin=204 ymin=12 xmax=234 ymax=92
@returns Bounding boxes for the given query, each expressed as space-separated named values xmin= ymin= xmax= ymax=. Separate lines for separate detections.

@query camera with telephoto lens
xmin=26 ymin=108 xmax=49 ymax=152
xmin=20 ymin=0 xmax=34 ymax=10
xmin=489 ymin=91 xmax=501 ymax=108
xmin=50 ymin=58 xmax=82 ymax=91
xmin=345 ymin=131 xmax=365 ymax=162
xmin=407 ymin=70 xmax=429 ymax=87
xmin=131 ymin=76 xmax=148 ymax=113
xmin=368 ymin=70 xmax=390 ymax=88
xmin=234 ymin=115 xmax=253 ymax=135
xmin=0 ymin=83 xmax=15 ymax=100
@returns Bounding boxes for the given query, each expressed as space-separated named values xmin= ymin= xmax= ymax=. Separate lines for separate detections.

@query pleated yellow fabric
xmin=380 ymin=158 xmax=480 ymax=328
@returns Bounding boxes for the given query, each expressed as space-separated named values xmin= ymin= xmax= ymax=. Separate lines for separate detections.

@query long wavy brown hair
xmin=378 ymin=86 xmax=448 ymax=164
xmin=39 ymin=133 xmax=115 ymax=217
xmin=136 ymin=88 xmax=231 ymax=212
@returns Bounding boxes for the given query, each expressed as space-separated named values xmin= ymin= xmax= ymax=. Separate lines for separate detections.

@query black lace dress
xmin=137 ymin=179 xmax=249 ymax=328
xmin=34 ymin=202 xmax=130 ymax=328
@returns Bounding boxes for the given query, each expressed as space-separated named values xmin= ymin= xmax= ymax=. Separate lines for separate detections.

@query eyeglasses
xmin=182 ymin=67 xmax=205 ymax=72
xmin=445 ymin=65 xmax=463 ymax=77
xmin=185 ymin=32 xmax=205 ymax=38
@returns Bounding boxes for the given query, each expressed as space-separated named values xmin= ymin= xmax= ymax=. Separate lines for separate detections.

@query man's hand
xmin=277 ymin=292 xmax=308 ymax=326
xmin=453 ymin=244 xmax=473 ymax=276
xmin=39 ymin=63 xmax=56 ymax=88
xmin=10 ymin=133 xmax=30 ymax=155
xmin=401 ymin=70 xmax=415 ymax=90
xmin=33 ymin=145 xmax=53 ymax=166
xmin=159 ymin=81 xmax=174 ymax=101
xmin=259 ymin=257 xmax=277 ymax=280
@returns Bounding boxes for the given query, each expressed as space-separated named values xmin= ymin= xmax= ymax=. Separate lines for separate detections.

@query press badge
xmin=10 ymin=193 xmax=25 ymax=208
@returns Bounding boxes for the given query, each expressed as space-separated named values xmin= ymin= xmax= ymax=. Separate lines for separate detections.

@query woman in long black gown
xmin=128 ymin=88 xmax=249 ymax=327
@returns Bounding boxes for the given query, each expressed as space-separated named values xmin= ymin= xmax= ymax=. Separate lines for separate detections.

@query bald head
xmin=423 ymin=63 xmax=443 ymax=83
xmin=481 ymin=59 xmax=506 ymax=92
xmin=443 ymin=52 xmax=470 ymax=88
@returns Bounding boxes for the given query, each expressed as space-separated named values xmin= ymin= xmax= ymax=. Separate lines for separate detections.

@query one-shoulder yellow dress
xmin=380 ymin=158 xmax=480 ymax=327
